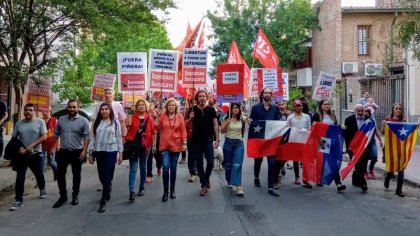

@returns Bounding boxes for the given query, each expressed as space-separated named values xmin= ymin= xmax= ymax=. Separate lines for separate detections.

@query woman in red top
xmin=155 ymin=98 xmax=187 ymax=202
xmin=41 ymin=107 xmax=58 ymax=180
xmin=382 ymin=102 xmax=406 ymax=197
xmin=125 ymin=98 xmax=156 ymax=201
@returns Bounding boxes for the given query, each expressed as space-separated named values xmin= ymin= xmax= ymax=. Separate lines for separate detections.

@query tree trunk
xmin=13 ymin=85 xmax=24 ymax=122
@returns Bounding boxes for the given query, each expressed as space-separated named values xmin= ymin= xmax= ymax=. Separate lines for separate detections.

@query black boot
xmin=129 ymin=192 xmax=135 ymax=202
xmin=162 ymin=192 xmax=168 ymax=202
xmin=170 ymin=188 xmax=176 ymax=199
xmin=98 ymin=199 xmax=106 ymax=213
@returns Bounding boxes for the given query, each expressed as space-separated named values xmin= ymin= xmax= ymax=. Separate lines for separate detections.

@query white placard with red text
xmin=257 ymin=68 xmax=283 ymax=102
xmin=182 ymin=48 xmax=208 ymax=87
xmin=117 ymin=52 xmax=147 ymax=92
xmin=312 ymin=71 xmax=336 ymax=101
xmin=149 ymin=49 xmax=178 ymax=93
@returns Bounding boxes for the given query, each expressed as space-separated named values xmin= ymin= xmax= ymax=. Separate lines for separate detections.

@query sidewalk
xmin=0 ymin=134 xmax=16 ymax=193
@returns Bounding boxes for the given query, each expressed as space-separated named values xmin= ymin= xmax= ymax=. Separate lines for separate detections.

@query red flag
xmin=252 ymin=28 xmax=279 ymax=69
xmin=186 ymin=21 xmax=192 ymax=35
xmin=227 ymin=40 xmax=251 ymax=97
xmin=197 ymin=22 xmax=205 ymax=48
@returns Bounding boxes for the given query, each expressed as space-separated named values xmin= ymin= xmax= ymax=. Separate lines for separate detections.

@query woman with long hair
xmin=125 ymin=98 xmax=156 ymax=201
xmin=221 ymin=103 xmax=246 ymax=196
xmin=311 ymin=99 xmax=347 ymax=192
xmin=154 ymin=98 xmax=187 ymax=202
xmin=382 ymin=103 xmax=406 ymax=197
xmin=88 ymin=103 xmax=123 ymax=213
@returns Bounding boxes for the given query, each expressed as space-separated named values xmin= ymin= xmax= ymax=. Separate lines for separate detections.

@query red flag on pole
xmin=197 ymin=22 xmax=205 ymax=48
xmin=187 ymin=21 xmax=192 ymax=35
xmin=227 ymin=41 xmax=251 ymax=97
xmin=252 ymin=28 xmax=279 ymax=69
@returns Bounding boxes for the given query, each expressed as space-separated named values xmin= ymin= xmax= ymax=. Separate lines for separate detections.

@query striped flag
xmin=276 ymin=127 xmax=309 ymax=162
xmin=247 ymin=121 xmax=290 ymax=158
xmin=384 ymin=122 xmax=419 ymax=172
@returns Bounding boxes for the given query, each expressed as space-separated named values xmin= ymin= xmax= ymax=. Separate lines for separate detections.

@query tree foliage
xmin=395 ymin=0 xmax=420 ymax=60
xmin=207 ymin=0 xmax=318 ymax=75
xmin=0 ymin=0 xmax=174 ymax=118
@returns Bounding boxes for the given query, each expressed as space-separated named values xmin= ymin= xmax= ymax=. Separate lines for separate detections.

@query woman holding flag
xmin=382 ymin=103 xmax=407 ymax=197
xmin=221 ymin=102 xmax=246 ymax=196
xmin=312 ymin=99 xmax=347 ymax=192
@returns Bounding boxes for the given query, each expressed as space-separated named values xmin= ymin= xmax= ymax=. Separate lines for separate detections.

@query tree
xmin=0 ymin=0 xmax=175 ymax=120
xmin=207 ymin=0 xmax=318 ymax=76
xmin=395 ymin=0 xmax=420 ymax=60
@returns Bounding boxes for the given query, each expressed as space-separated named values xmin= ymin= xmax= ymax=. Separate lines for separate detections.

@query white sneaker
xmin=40 ymin=189 xmax=47 ymax=199
xmin=10 ymin=201 xmax=23 ymax=211
xmin=236 ymin=186 xmax=244 ymax=196
xmin=227 ymin=184 xmax=233 ymax=188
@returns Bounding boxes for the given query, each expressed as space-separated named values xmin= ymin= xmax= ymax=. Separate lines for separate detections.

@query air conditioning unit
xmin=342 ymin=62 xmax=358 ymax=74
xmin=365 ymin=63 xmax=382 ymax=77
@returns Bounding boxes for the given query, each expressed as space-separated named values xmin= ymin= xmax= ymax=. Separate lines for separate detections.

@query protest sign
xmin=91 ymin=73 xmax=116 ymax=101
xmin=282 ymin=73 xmax=290 ymax=101
xmin=257 ymin=68 xmax=283 ymax=102
xmin=182 ymin=48 xmax=208 ymax=87
xmin=27 ymin=77 xmax=52 ymax=113
xmin=122 ymin=92 xmax=145 ymax=108
xmin=312 ymin=72 xmax=336 ymax=101
xmin=117 ymin=52 xmax=147 ymax=92
xmin=216 ymin=64 xmax=245 ymax=103
xmin=149 ymin=49 xmax=178 ymax=93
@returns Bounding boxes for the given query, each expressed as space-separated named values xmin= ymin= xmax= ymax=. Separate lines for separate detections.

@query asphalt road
xmin=0 ymin=154 xmax=419 ymax=236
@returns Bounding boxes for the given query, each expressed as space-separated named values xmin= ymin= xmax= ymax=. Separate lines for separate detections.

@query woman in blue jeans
xmin=125 ymin=98 xmax=156 ymax=202
xmin=221 ymin=102 xmax=245 ymax=196
xmin=89 ymin=103 xmax=123 ymax=213
xmin=154 ymin=98 xmax=187 ymax=202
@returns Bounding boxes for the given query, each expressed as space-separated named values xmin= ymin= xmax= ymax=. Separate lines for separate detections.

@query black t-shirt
xmin=191 ymin=105 xmax=217 ymax=143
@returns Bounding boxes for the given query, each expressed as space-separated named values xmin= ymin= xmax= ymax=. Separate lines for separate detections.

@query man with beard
xmin=186 ymin=90 xmax=219 ymax=196
xmin=9 ymin=104 xmax=47 ymax=211
xmin=248 ymin=88 xmax=281 ymax=197
xmin=51 ymin=100 xmax=90 ymax=208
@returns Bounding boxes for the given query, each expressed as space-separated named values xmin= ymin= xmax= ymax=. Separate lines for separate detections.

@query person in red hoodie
xmin=154 ymin=98 xmax=187 ymax=202
xmin=125 ymin=98 xmax=156 ymax=202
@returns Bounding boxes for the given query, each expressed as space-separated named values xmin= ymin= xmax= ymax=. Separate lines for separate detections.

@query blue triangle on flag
xmin=386 ymin=122 xmax=418 ymax=142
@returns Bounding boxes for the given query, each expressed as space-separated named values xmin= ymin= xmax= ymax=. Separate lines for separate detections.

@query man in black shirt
xmin=186 ymin=90 xmax=219 ymax=196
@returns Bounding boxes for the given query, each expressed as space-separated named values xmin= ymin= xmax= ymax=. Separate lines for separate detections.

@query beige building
xmin=310 ymin=0 xmax=418 ymax=122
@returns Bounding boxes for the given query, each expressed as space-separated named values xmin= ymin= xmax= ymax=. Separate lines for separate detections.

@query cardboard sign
xmin=26 ymin=77 xmax=51 ymax=113
xmin=117 ymin=52 xmax=147 ymax=92
xmin=91 ymin=73 xmax=116 ymax=101
xmin=257 ymin=68 xmax=283 ymax=102
xmin=122 ymin=92 xmax=145 ymax=108
xmin=149 ymin=49 xmax=178 ymax=93
xmin=182 ymin=48 xmax=208 ymax=87
xmin=312 ymin=71 xmax=336 ymax=101
xmin=216 ymin=64 xmax=244 ymax=103
xmin=282 ymin=73 xmax=289 ymax=101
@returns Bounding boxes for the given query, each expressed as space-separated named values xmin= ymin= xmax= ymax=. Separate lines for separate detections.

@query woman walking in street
xmin=146 ymin=101 xmax=162 ymax=183
xmin=382 ymin=103 xmax=406 ymax=197
xmin=221 ymin=102 xmax=246 ymax=196
xmin=125 ymin=98 xmax=156 ymax=201
xmin=311 ymin=99 xmax=347 ymax=192
xmin=88 ymin=103 xmax=123 ymax=213
xmin=154 ymin=98 xmax=187 ymax=202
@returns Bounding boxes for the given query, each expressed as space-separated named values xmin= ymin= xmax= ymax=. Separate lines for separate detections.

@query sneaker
xmin=273 ymin=181 xmax=280 ymax=189
xmin=188 ymin=175 xmax=197 ymax=182
xmin=294 ymin=177 xmax=301 ymax=185
xmin=227 ymin=184 xmax=233 ymax=188
xmin=9 ymin=201 xmax=23 ymax=211
xmin=199 ymin=187 xmax=208 ymax=196
xmin=40 ymin=189 xmax=48 ymax=199
xmin=179 ymin=159 xmax=186 ymax=164
xmin=369 ymin=171 xmax=376 ymax=180
xmin=254 ymin=178 xmax=261 ymax=187
xmin=337 ymin=184 xmax=347 ymax=192
xmin=280 ymin=167 xmax=286 ymax=176
xmin=236 ymin=186 xmax=244 ymax=196
xmin=268 ymin=188 xmax=280 ymax=197
xmin=286 ymin=162 xmax=293 ymax=170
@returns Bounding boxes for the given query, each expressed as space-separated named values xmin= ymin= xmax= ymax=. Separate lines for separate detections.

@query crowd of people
xmin=5 ymin=88 xmax=411 ymax=212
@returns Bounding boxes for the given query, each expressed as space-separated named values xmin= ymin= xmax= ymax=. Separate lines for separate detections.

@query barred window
xmin=358 ymin=26 xmax=369 ymax=56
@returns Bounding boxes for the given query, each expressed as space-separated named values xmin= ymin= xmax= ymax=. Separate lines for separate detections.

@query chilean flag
xmin=303 ymin=123 xmax=344 ymax=185
xmin=341 ymin=118 xmax=376 ymax=180
xmin=247 ymin=121 xmax=289 ymax=158
xmin=276 ymin=127 xmax=309 ymax=161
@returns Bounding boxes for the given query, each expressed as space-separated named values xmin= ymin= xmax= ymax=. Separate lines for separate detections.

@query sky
xmin=164 ymin=0 xmax=376 ymax=47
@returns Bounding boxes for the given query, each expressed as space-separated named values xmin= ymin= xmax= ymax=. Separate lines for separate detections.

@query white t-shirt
xmin=286 ymin=113 xmax=311 ymax=130
xmin=92 ymin=101 xmax=126 ymax=121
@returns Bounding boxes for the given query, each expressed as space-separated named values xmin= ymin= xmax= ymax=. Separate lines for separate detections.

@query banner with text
xmin=122 ymin=92 xmax=145 ymax=108
xmin=91 ymin=73 xmax=116 ymax=101
xmin=117 ymin=52 xmax=147 ymax=93
xmin=27 ymin=77 xmax=52 ymax=113
xmin=312 ymin=72 xmax=336 ymax=101
xmin=182 ymin=48 xmax=208 ymax=87
xmin=149 ymin=49 xmax=178 ymax=93
xmin=257 ymin=68 xmax=284 ymax=102
xmin=282 ymin=73 xmax=290 ymax=101
xmin=216 ymin=64 xmax=245 ymax=103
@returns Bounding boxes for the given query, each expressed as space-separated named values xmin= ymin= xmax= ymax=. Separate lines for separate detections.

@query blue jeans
xmin=223 ymin=138 xmax=244 ymax=186
xmin=42 ymin=151 xmax=58 ymax=173
xmin=191 ymin=141 xmax=214 ymax=188
xmin=128 ymin=149 xmax=148 ymax=193
xmin=368 ymin=141 xmax=378 ymax=172
xmin=14 ymin=153 xmax=45 ymax=202
xmin=95 ymin=151 xmax=117 ymax=200
xmin=161 ymin=151 xmax=180 ymax=192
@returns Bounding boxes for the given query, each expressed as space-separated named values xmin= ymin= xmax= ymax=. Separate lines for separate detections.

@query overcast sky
xmin=165 ymin=0 xmax=376 ymax=47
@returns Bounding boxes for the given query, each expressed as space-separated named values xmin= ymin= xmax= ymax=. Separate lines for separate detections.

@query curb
xmin=374 ymin=166 xmax=420 ymax=189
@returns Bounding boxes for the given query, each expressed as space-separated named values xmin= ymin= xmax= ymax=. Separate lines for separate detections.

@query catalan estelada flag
xmin=303 ymin=123 xmax=344 ymax=185
xmin=384 ymin=122 xmax=419 ymax=172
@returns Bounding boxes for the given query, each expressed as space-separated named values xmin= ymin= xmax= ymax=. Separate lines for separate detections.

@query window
xmin=358 ymin=26 xmax=369 ymax=56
